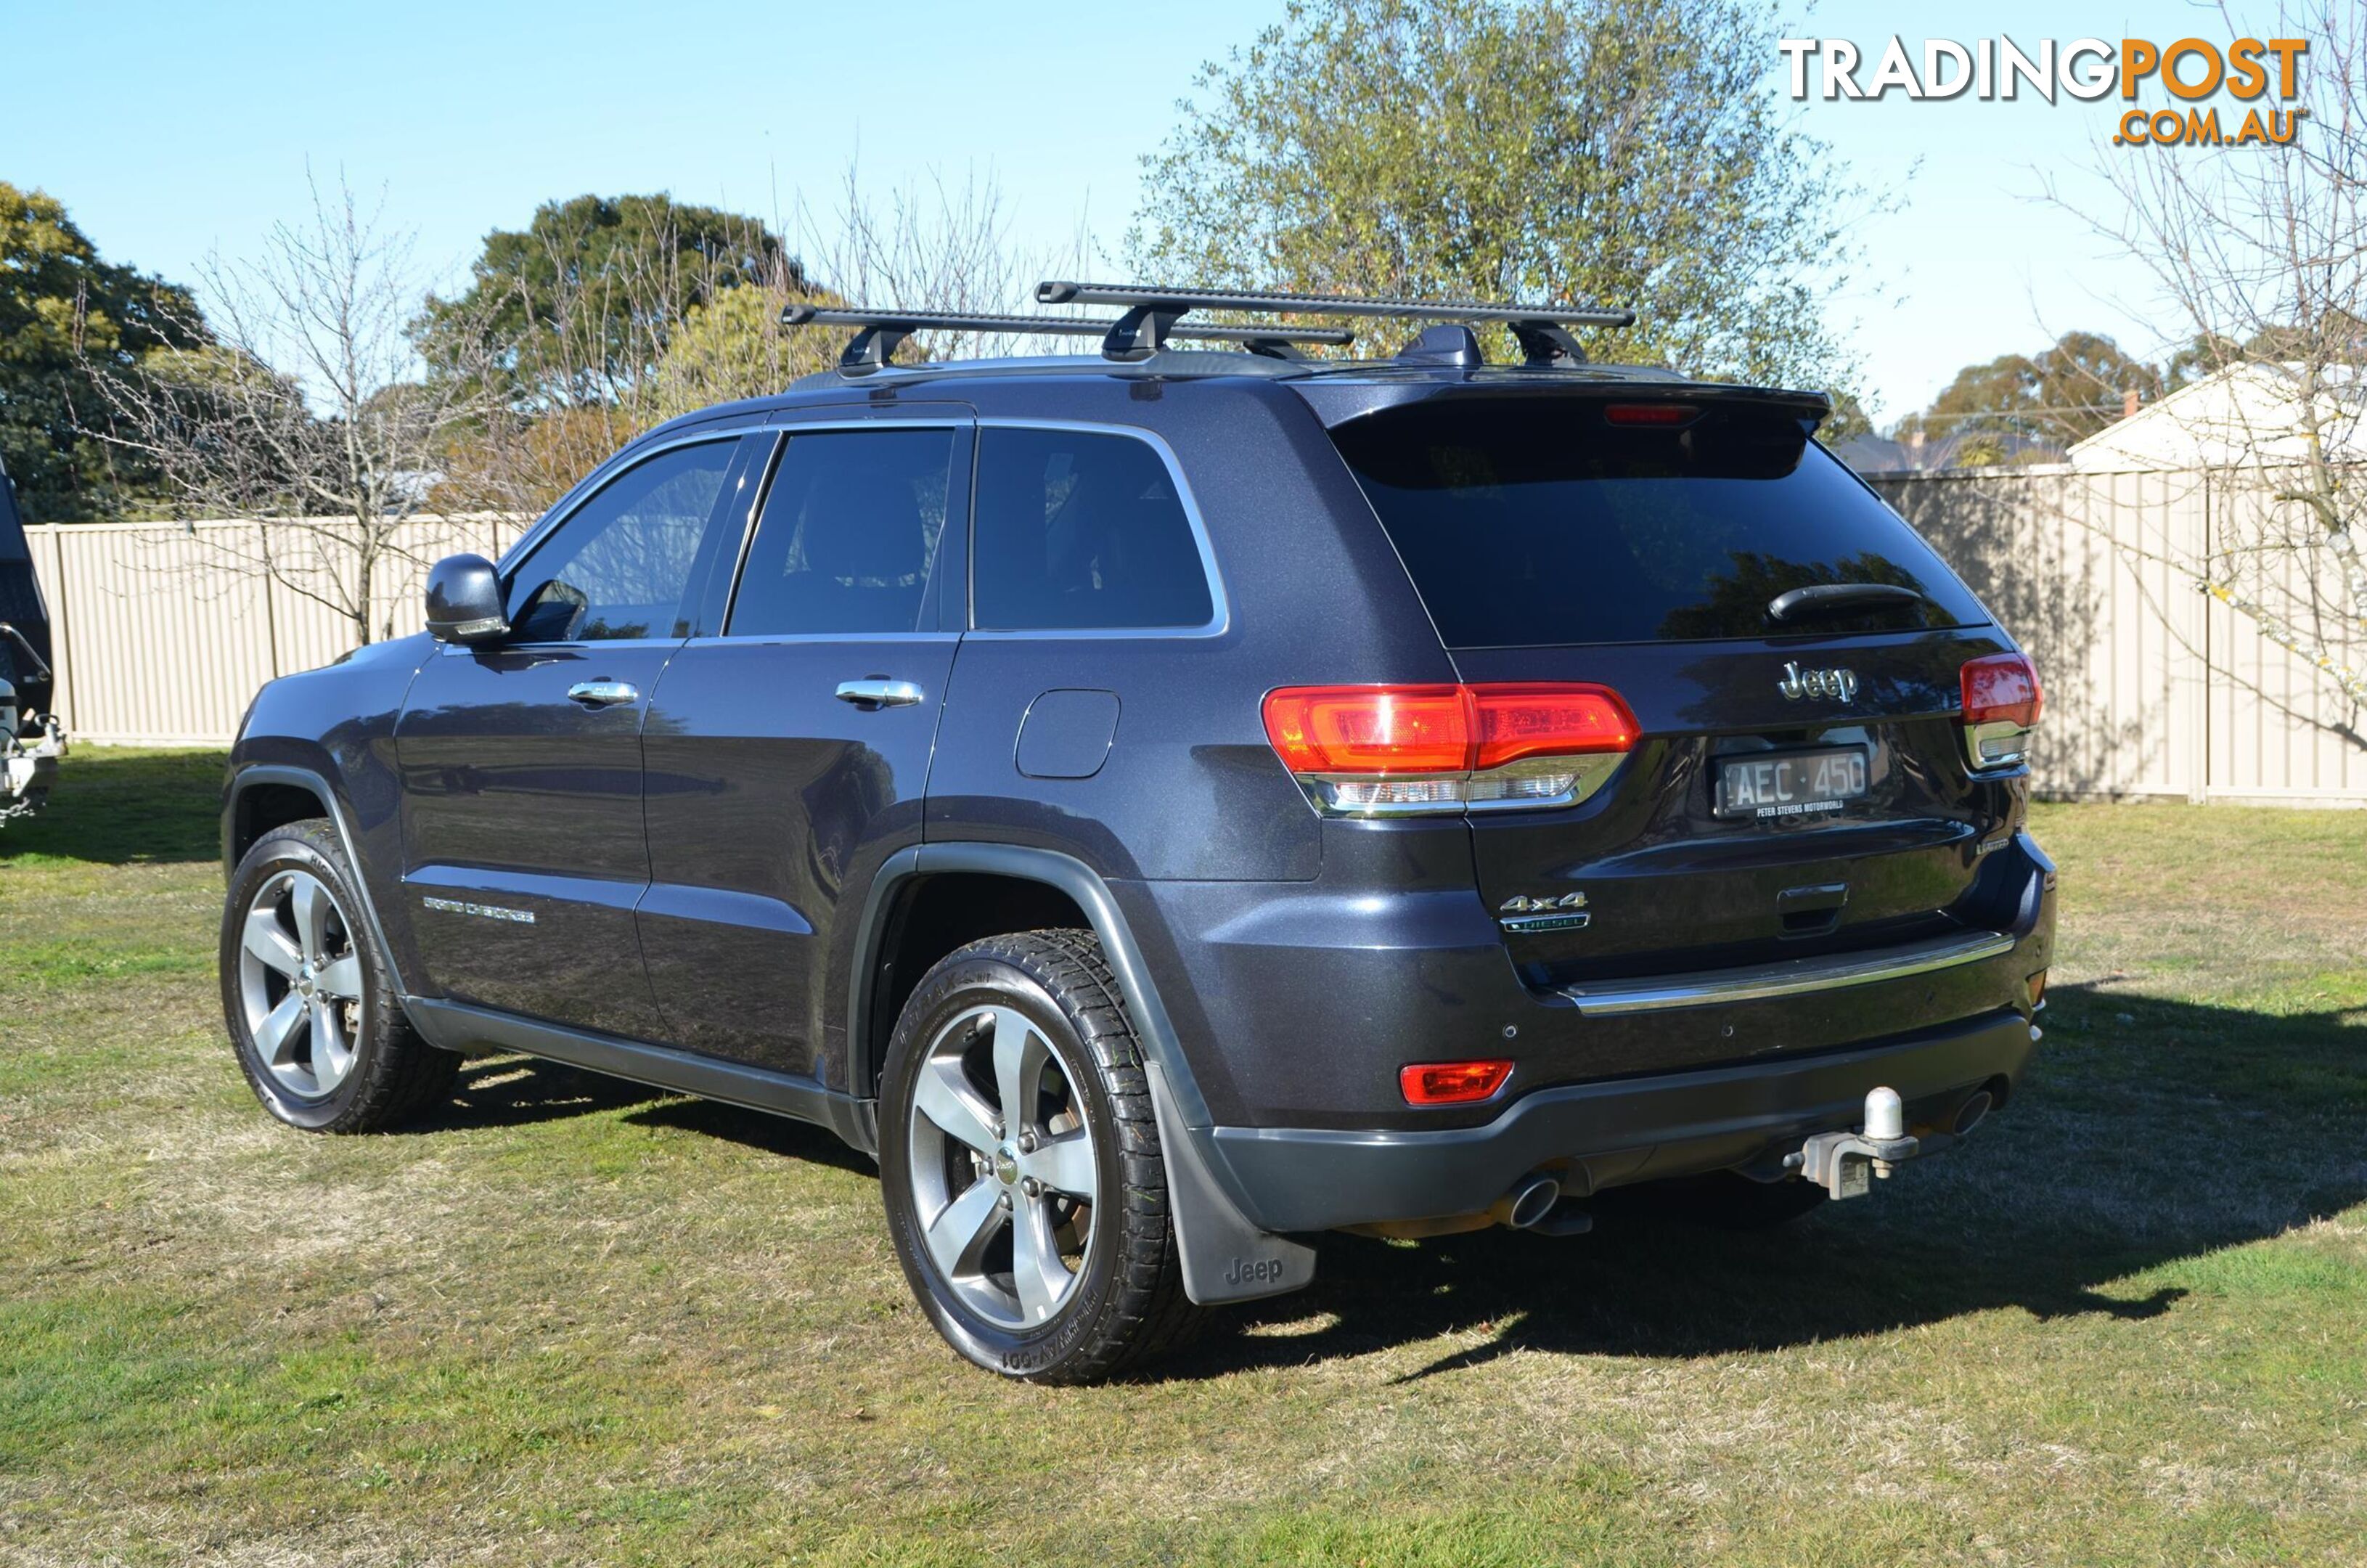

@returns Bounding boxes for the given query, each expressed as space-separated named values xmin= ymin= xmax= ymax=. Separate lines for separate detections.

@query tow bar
xmin=1791 ymin=1087 xmax=1921 ymax=1200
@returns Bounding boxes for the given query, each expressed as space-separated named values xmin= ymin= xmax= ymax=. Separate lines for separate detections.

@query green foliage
xmin=1129 ymin=0 xmax=1873 ymax=392
xmin=0 ymin=183 xmax=205 ymax=522
xmin=1902 ymin=330 xmax=2163 ymax=457
xmin=414 ymin=195 xmax=805 ymax=412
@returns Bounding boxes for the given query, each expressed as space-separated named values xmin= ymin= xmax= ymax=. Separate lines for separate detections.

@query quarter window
xmin=506 ymin=441 xmax=735 ymax=642
xmin=971 ymin=428 xmax=1214 ymax=631
xmin=727 ymin=429 xmax=954 ymax=637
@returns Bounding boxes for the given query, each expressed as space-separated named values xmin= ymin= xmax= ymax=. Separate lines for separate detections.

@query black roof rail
xmin=780 ymin=303 xmax=1354 ymax=375
xmin=1034 ymin=280 xmax=1635 ymax=365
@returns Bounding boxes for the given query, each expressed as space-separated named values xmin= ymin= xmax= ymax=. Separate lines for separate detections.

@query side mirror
xmin=425 ymin=554 xmax=509 ymax=645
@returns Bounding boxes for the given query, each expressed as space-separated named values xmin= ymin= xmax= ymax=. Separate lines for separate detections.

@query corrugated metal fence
xmin=22 ymin=515 xmax=526 ymax=746
xmin=1868 ymin=468 xmax=2364 ymax=806
xmin=23 ymin=472 xmax=2367 ymax=804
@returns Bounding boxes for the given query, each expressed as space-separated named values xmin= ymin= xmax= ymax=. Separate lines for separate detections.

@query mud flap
xmin=1145 ymin=1060 xmax=1317 ymax=1304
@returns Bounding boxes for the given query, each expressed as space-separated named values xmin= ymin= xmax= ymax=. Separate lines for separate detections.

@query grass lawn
xmin=2 ymin=750 xmax=2363 ymax=1566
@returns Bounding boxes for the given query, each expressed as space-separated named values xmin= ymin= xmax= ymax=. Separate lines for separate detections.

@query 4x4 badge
xmin=1498 ymin=891 xmax=1590 ymax=934
xmin=1778 ymin=661 xmax=1860 ymax=702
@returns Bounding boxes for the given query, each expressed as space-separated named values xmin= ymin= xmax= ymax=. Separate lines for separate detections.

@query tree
xmin=95 ymin=174 xmax=496 ymax=646
xmin=0 ymin=182 xmax=205 ymax=520
xmin=1129 ymin=0 xmax=1875 ymax=391
xmin=428 ymin=166 xmax=1071 ymax=514
xmin=416 ymin=195 xmax=804 ymax=414
xmin=2049 ymin=0 xmax=2367 ymax=711
xmin=1900 ymin=331 xmax=2165 ymax=458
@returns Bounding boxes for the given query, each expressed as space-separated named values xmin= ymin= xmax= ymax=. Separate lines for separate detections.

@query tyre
xmin=878 ymin=930 xmax=1197 ymax=1383
xmin=219 ymin=818 xmax=459 ymax=1132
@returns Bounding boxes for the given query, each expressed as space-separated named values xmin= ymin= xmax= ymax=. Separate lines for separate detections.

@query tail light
xmin=1959 ymin=653 xmax=2043 ymax=769
xmin=1399 ymin=1059 xmax=1513 ymax=1106
xmin=1262 ymin=682 xmax=1637 ymax=815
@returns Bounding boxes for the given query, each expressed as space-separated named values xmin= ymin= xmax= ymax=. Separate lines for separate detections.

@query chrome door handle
xmin=835 ymin=679 xmax=925 ymax=709
xmin=566 ymin=679 xmax=639 ymax=708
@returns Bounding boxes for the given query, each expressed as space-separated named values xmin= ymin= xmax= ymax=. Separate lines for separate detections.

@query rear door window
xmin=1328 ymin=397 xmax=1988 ymax=648
xmin=971 ymin=427 xmax=1214 ymax=631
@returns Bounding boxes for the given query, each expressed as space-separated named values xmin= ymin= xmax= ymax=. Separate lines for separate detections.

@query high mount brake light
xmin=1399 ymin=1059 xmax=1513 ymax=1106
xmin=1603 ymin=402 xmax=1698 ymax=427
xmin=1262 ymin=683 xmax=1638 ymax=816
xmin=1959 ymin=652 xmax=2043 ymax=769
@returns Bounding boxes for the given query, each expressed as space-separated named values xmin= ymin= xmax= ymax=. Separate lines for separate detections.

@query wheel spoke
xmin=311 ymin=998 xmax=351 ymax=1087
xmin=314 ymin=954 xmax=364 ymax=1000
xmin=1021 ymin=1128 xmax=1097 ymax=1202
xmin=253 ymin=990 xmax=308 ymax=1065
xmin=989 ymin=1008 xmax=1046 ymax=1132
xmin=912 ymin=1055 xmax=999 ymax=1154
xmin=290 ymin=875 xmax=330 ymax=958
xmin=1011 ymin=1196 xmax=1074 ymax=1323
xmin=241 ymin=908 xmax=302 ymax=976
xmin=923 ymin=1177 xmax=1006 ymax=1281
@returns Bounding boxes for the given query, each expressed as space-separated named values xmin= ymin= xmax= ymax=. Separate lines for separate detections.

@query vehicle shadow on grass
xmin=416 ymin=1056 xmax=875 ymax=1177
xmin=1151 ymin=984 xmax=2367 ymax=1382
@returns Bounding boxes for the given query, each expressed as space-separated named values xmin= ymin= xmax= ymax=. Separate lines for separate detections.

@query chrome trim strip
xmin=494 ymin=415 xmax=1230 ymax=644
xmin=1559 ymin=928 xmax=2018 ymax=1017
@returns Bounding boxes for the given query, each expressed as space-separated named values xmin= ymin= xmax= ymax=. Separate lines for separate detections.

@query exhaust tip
xmin=1496 ymin=1173 xmax=1562 ymax=1230
xmin=1951 ymin=1089 xmax=1995 ymax=1138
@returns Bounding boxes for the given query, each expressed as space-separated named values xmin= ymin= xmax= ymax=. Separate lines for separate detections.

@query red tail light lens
xmin=1961 ymin=653 xmax=2043 ymax=727
xmin=1959 ymin=652 xmax=2043 ymax=769
xmin=1468 ymin=684 xmax=1637 ymax=768
xmin=1399 ymin=1059 xmax=1513 ymax=1106
xmin=1260 ymin=685 xmax=1469 ymax=775
xmin=1262 ymin=683 xmax=1638 ymax=815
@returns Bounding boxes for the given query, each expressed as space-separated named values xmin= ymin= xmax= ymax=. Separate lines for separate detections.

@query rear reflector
xmin=1603 ymin=402 xmax=1698 ymax=427
xmin=1399 ymin=1059 xmax=1513 ymax=1106
xmin=1262 ymin=683 xmax=1638 ymax=816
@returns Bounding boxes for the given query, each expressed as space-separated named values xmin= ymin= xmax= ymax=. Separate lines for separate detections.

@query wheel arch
xmin=848 ymin=842 xmax=1315 ymax=1305
xmin=224 ymin=764 xmax=413 ymax=1010
xmin=848 ymin=844 xmax=1211 ymax=1127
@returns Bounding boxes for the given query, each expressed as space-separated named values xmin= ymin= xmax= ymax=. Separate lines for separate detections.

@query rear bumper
xmin=1198 ymin=1005 xmax=2037 ymax=1233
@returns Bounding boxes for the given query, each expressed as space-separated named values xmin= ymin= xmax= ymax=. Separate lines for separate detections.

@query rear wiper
xmin=1766 ymin=583 xmax=1927 ymax=623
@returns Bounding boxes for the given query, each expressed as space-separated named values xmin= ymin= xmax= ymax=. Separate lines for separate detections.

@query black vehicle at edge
xmin=217 ymin=285 xmax=2056 ymax=1382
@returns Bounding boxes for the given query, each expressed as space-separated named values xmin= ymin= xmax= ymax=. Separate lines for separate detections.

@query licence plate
xmin=1715 ymin=746 xmax=1868 ymax=820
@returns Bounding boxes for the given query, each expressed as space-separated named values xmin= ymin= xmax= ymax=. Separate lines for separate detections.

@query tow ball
xmin=1789 ymin=1087 xmax=1921 ymax=1200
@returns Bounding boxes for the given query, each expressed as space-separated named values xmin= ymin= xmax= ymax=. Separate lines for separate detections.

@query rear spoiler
xmin=1293 ymin=377 xmax=1833 ymax=432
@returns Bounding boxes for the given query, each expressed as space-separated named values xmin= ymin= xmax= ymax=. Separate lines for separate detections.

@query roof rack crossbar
xmin=1034 ymin=280 xmax=1632 ymax=365
xmin=781 ymin=303 xmax=1352 ymax=374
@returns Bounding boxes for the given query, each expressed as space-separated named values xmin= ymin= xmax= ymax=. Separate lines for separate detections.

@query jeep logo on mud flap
xmin=1778 ymin=661 xmax=1860 ymax=702
xmin=1225 ymin=1255 xmax=1286 ymax=1287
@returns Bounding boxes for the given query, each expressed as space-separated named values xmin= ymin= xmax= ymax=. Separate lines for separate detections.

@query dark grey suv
xmin=218 ymin=284 xmax=2056 ymax=1381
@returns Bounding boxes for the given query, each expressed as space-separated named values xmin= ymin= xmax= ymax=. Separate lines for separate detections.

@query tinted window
xmin=1330 ymin=399 xmax=1989 ymax=648
xmin=973 ymin=428 xmax=1214 ymax=631
xmin=727 ymin=428 xmax=953 ymax=637
xmin=508 ymin=441 xmax=734 ymax=641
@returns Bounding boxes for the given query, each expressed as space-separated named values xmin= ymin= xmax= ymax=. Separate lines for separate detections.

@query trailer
xmin=0 ymin=457 xmax=66 ymax=820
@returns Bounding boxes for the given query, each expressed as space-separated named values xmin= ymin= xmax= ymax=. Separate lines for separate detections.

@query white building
xmin=2069 ymin=362 xmax=2365 ymax=471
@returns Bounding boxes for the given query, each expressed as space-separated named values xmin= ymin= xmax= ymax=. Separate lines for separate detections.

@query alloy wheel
xmin=235 ymin=867 xmax=364 ymax=1100
xmin=904 ymin=1004 xmax=1100 ymax=1328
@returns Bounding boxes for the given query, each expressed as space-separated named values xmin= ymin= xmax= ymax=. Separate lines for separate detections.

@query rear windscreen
xmin=1329 ymin=398 xmax=1988 ymax=648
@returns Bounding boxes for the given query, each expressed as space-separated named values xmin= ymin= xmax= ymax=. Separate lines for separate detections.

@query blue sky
xmin=6 ymin=0 xmax=2228 ymax=422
